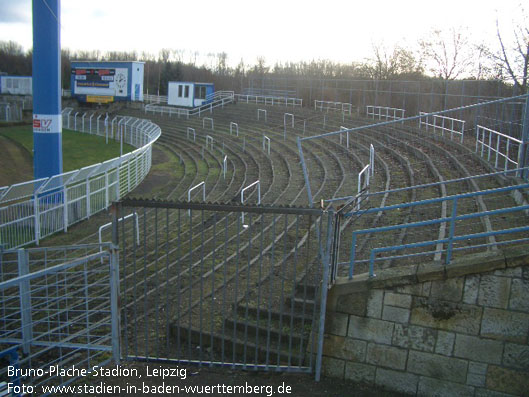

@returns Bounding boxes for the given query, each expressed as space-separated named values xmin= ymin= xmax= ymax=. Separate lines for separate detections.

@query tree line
xmin=0 ymin=21 xmax=527 ymax=95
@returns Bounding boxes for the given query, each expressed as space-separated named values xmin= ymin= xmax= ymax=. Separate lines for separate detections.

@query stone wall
xmin=322 ymin=246 xmax=529 ymax=396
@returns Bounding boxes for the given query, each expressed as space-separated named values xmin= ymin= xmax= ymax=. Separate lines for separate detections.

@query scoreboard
xmin=71 ymin=61 xmax=144 ymax=103
xmin=71 ymin=67 xmax=128 ymax=102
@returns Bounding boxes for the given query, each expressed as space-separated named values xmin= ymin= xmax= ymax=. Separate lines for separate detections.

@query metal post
xmin=445 ymin=198 xmax=458 ymax=264
xmin=297 ymin=137 xmax=313 ymax=207
xmin=97 ymin=114 xmax=101 ymax=135
xmin=370 ymin=144 xmax=375 ymax=177
xmin=32 ymin=0 xmax=62 ymax=180
xmin=110 ymin=205 xmax=121 ymax=364
xmin=86 ymin=177 xmax=91 ymax=218
xmin=315 ymin=211 xmax=333 ymax=381
xmin=17 ymin=248 xmax=33 ymax=355
xmin=33 ymin=194 xmax=40 ymax=245
xmin=518 ymin=97 xmax=529 ymax=179
xmin=63 ymin=187 xmax=68 ymax=232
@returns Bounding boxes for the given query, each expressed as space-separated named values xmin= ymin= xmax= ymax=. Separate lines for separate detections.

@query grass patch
xmin=0 ymin=125 xmax=134 ymax=173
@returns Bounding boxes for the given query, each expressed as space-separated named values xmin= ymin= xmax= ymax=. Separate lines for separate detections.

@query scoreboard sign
xmin=72 ymin=67 xmax=128 ymax=97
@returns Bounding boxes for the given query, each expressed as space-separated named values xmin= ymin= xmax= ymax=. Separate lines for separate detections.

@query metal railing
xmin=345 ymin=183 xmax=529 ymax=278
xmin=0 ymin=109 xmax=161 ymax=249
xmin=0 ymin=244 xmax=120 ymax=393
xmin=314 ymin=100 xmax=353 ymax=114
xmin=143 ymin=94 xmax=168 ymax=104
xmin=419 ymin=112 xmax=465 ymax=143
xmin=115 ymin=199 xmax=330 ymax=379
xmin=0 ymin=102 xmax=23 ymax=122
xmin=242 ymin=88 xmax=297 ymax=98
xmin=475 ymin=125 xmax=522 ymax=171
xmin=234 ymin=94 xmax=303 ymax=107
xmin=206 ymin=90 xmax=235 ymax=102
xmin=366 ymin=105 xmax=405 ymax=121
xmin=144 ymin=92 xmax=234 ymax=118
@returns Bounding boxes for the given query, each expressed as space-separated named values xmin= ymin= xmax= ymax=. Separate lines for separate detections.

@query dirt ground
xmin=0 ymin=135 xmax=33 ymax=186
xmin=77 ymin=361 xmax=405 ymax=397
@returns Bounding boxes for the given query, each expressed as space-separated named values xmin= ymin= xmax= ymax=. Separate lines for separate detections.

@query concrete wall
xmin=323 ymin=246 xmax=529 ymax=396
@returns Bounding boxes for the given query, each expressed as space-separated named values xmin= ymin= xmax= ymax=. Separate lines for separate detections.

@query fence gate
xmin=115 ymin=199 xmax=332 ymax=377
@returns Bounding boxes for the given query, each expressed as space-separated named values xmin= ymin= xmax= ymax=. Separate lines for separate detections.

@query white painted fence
xmin=419 ymin=112 xmax=465 ymax=143
xmin=234 ymin=94 xmax=302 ymax=107
xmin=144 ymin=91 xmax=234 ymax=118
xmin=366 ymin=105 xmax=405 ymax=121
xmin=475 ymin=125 xmax=522 ymax=171
xmin=0 ymin=108 xmax=161 ymax=249
xmin=314 ymin=100 xmax=353 ymax=114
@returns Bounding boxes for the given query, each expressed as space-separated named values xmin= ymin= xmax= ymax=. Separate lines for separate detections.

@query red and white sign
xmin=33 ymin=114 xmax=62 ymax=133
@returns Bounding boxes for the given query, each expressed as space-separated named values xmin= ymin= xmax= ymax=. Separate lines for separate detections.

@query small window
xmin=178 ymin=85 xmax=183 ymax=97
xmin=195 ymin=86 xmax=206 ymax=100
xmin=184 ymin=85 xmax=189 ymax=98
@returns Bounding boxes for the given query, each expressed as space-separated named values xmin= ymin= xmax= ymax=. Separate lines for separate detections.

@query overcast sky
xmin=0 ymin=0 xmax=525 ymax=67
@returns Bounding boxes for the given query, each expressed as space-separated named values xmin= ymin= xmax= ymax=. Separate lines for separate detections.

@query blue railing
xmin=345 ymin=183 xmax=529 ymax=279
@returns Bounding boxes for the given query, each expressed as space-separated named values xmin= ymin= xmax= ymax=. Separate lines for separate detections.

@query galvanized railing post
xmin=17 ymin=248 xmax=32 ymax=354
xmin=315 ymin=211 xmax=334 ymax=381
xmin=446 ymin=197 xmax=459 ymax=264
xmin=33 ymin=194 xmax=40 ymax=245
xmin=110 ymin=204 xmax=121 ymax=364
xmin=518 ymin=97 xmax=529 ymax=179
xmin=63 ymin=187 xmax=68 ymax=232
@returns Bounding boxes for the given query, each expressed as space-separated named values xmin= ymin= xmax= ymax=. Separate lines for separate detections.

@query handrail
xmin=419 ymin=111 xmax=465 ymax=143
xmin=145 ymin=92 xmax=234 ymax=118
xmin=0 ymin=110 xmax=161 ymax=249
xmin=314 ymin=100 xmax=353 ymax=114
xmin=476 ymin=125 xmax=522 ymax=171
xmin=346 ymin=183 xmax=529 ymax=278
xmin=234 ymin=94 xmax=303 ymax=107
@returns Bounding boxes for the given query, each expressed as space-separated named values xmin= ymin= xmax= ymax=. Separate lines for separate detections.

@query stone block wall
xmin=322 ymin=246 xmax=529 ymax=396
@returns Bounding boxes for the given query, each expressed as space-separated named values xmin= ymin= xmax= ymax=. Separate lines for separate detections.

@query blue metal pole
xmin=32 ymin=0 xmax=62 ymax=179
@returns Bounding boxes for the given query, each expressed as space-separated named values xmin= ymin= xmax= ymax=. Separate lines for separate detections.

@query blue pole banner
xmin=32 ymin=0 xmax=62 ymax=179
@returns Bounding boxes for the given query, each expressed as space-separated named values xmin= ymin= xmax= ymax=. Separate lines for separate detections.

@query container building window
xmin=184 ymin=85 xmax=189 ymax=98
xmin=195 ymin=86 xmax=207 ymax=100
xmin=178 ymin=85 xmax=183 ymax=97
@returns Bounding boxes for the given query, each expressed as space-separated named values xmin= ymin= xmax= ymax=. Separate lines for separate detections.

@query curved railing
xmin=0 ymin=107 xmax=161 ymax=249
xmin=144 ymin=91 xmax=235 ymax=118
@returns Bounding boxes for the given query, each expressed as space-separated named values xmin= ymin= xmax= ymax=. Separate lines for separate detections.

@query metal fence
xmin=0 ymin=244 xmax=120 ymax=394
xmin=143 ymin=94 xmax=168 ymax=104
xmin=115 ymin=199 xmax=332 ymax=379
xmin=366 ymin=105 xmax=405 ymax=121
xmin=341 ymin=180 xmax=529 ymax=278
xmin=0 ymin=102 xmax=23 ymax=122
xmin=314 ymin=100 xmax=353 ymax=114
xmin=475 ymin=125 xmax=522 ymax=170
xmin=234 ymin=94 xmax=302 ymax=107
xmin=419 ymin=112 xmax=465 ymax=143
xmin=298 ymin=94 xmax=529 ymax=281
xmin=0 ymin=109 xmax=161 ymax=249
xmin=144 ymin=91 xmax=235 ymax=118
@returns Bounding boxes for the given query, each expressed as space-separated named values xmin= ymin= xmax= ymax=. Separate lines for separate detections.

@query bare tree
xmin=366 ymin=42 xmax=423 ymax=79
xmin=419 ymin=27 xmax=474 ymax=80
xmin=493 ymin=13 xmax=529 ymax=94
